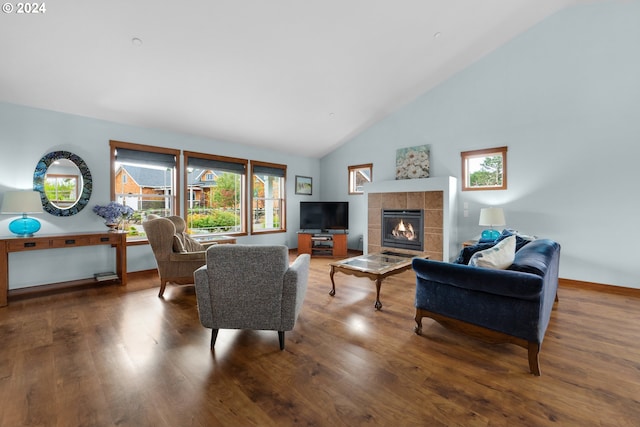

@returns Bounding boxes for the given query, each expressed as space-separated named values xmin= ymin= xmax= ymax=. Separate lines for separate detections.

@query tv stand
xmin=297 ymin=231 xmax=347 ymax=257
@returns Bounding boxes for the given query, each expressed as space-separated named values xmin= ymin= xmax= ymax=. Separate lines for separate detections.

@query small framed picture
xmin=295 ymin=175 xmax=312 ymax=195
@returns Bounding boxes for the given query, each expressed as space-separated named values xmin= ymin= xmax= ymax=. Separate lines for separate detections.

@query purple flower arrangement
xmin=93 ymin=202 xmax=134 ymax=224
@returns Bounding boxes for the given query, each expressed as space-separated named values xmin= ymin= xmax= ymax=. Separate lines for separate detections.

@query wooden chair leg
xmin=158 ymin=279 xmax=167 ymax=297
xmin=528 ymin=342 xmax=541 ymax=376
xmin=210 ymin=329 xmax=219 ymax=349
xmin=278 ymin=331 xmax=285 ymax=350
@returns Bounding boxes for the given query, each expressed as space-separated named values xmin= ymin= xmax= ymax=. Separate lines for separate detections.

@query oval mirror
xmin=33 ymin=151 xmax=93 ymax=216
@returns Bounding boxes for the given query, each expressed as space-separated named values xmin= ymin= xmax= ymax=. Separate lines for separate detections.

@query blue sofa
xmin=412 ymin=237 xmax=561 ymax=375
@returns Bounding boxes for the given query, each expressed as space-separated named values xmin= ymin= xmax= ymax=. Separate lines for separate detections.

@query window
xmin=184 ymin=151 xmax=248 ymax=236
xmin=44 ymin=175 xmax=78 ymax=208
xmin=251 ymin=161 xmax=286 ymax=234
xmin=461 ymin=146 xmax=507 ymax=191
xmin=348 ymin=163 xmax=373 ymax=194
xmin=110 ymin=140 xmax=180 ymax=238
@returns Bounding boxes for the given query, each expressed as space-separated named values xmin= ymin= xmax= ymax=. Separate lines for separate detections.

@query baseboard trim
xmin=559 ymin=278 xmax=640 ymax=297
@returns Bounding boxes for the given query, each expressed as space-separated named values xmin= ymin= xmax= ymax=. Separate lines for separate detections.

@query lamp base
xmin=9 ymin=215 xmax=41 ymax=237
xmin=481 ymin=228 xmax=501 ymax=241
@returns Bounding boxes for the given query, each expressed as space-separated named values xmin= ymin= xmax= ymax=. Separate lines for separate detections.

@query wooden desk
xmin=0 ymin=231 xmax=127 ymax=307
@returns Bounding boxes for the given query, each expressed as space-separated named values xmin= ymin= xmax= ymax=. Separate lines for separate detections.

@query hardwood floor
xmin=1 ymin=253 xmax=639 ymax=426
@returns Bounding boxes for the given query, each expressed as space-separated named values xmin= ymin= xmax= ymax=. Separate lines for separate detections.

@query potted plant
xmin=93 ymin=202 xmax=134 ymax=231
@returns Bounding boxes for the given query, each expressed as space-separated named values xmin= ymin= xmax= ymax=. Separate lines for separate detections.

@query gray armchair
xmin=194 ymin=245 xmax=310 ymax=350
xmin=143 ymin=215 xmax=210 ymax=297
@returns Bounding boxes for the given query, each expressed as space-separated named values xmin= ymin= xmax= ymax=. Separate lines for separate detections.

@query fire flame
xmin=392 ymin=219 xmax=416 ymax=240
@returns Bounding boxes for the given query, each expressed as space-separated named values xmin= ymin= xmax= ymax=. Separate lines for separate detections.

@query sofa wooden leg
xmin=278 ymin=331 xmax=285 ymax=350
xmin=414 ymin=311 xmax=423 ymax=335
xmin=528 ymin=342 xmax=541 ymax=376
xmin=210 ymin=329 xmax=219 ymax=349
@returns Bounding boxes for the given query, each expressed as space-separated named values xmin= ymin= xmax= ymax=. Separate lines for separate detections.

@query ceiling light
xmin=433 ymin=32 xmax=442 ymax=39
xmin=131 ymin=37 xmax=143 ymax=46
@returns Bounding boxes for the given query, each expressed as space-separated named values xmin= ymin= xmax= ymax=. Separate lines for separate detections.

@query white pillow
xmin=468 ymin=235 xmax=516 ymax=269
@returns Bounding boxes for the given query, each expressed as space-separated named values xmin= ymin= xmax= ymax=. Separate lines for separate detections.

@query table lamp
xmin=478 ymin=207 xmax=505 ymax=241
xmin=1 ymin=190 xmax=43 ymax=237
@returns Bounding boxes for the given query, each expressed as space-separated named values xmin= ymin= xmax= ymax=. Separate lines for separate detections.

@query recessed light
xmin=132 ymin=37 xmax=143 ymax=46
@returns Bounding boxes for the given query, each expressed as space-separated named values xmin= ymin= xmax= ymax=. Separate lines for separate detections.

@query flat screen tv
xmin=299 ymin=201 xmax=349 ymax=232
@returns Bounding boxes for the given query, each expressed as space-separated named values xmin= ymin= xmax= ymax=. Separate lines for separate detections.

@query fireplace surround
xmin=381 ymin=209 xmax=424 ymax=252
xmin=364 ymin=176 xmax=457 ymax=262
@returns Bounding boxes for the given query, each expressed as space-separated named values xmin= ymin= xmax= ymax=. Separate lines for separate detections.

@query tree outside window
xmin=184 ymin=151 xmax=247 ymax=236
xmin=461 ymin=146 xmax=507 ymax=191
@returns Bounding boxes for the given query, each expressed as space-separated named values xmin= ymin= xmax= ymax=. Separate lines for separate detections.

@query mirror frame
xmin=33 ymin=150 xmax=93 ymax=216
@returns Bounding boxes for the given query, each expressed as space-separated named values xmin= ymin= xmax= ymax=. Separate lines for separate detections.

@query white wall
xmin=0 ymin=102 xmax=320 ymax=289
xmin=320 ymin=2 xmax=640 ymax=288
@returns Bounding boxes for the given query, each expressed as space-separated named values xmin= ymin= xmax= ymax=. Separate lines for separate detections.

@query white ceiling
xmin=0 ymin=0 xmax=589 ymax=158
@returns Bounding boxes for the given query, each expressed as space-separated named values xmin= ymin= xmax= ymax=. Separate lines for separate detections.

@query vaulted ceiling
xmin=0 ymin=0 xmax=591 ymax=158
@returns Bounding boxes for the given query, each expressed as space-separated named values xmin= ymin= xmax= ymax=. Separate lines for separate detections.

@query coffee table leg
xmin=329 ymin=265 xmax=336 ymax=296
xmin=374 ymin=277 xmax=382 ymax=310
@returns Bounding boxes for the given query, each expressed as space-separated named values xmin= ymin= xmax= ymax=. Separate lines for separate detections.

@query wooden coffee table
xmin=329 ymin=251 xmax=424 ymax=310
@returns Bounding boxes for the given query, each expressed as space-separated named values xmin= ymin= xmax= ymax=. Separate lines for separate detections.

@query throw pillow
xmin=182 ymin=232 xmax=205 ymax=252
xmin=173 ymin=234 xmax=187 ymax=253
xmin=468 ymin=235 xmax=516 ymax=269
xmin=454 ymin=241 xmax=497 ymax=265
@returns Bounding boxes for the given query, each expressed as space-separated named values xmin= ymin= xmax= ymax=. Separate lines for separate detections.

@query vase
xmin=105 ymin=222 xmax=119 ymax=232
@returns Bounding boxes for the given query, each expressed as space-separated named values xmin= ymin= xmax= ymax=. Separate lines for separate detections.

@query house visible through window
xmin=251 ymin=161 xmax=286 ymax=234
xmin=184 ymin=151 xmax=247 ymax=236
xmin=110 ymin=140 xmax=180 ymax=238
xmin=348 ymin=163 xmax=373 ymax=194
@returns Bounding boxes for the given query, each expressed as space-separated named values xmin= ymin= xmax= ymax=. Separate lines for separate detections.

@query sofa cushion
xmin=469 ymin=235 xmax=516 ymax=269
xmin=507 ymin=238 xmax=560 ymax=278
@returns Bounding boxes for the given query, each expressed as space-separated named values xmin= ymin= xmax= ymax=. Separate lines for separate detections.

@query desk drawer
xmin=90 ymin=235 xmax=121 ymax=245
xmin=50 ymin=237 xmax=92 ymax=248
xmin=7 ymin=240 xmax=50 ymax=251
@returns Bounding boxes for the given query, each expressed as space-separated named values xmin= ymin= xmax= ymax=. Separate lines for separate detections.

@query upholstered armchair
xmin=143 ymin=215 xmax=211 ymax=297
xmin=194 ymin=245 xmax=310 ymax=350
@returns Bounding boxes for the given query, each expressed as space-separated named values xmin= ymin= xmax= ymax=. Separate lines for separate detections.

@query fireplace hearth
xmin=381 ymin=209 xmax=424 ymax=252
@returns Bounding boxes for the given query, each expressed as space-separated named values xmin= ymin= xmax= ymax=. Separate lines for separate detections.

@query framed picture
xmin=295 ymin=175 xmax=312 ymax=195
xmin=396 ymin=144 xmax=430 ymax=180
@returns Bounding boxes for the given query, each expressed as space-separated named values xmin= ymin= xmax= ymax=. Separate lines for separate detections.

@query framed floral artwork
xmin=395 ymin=145 xmax=430 ymax=180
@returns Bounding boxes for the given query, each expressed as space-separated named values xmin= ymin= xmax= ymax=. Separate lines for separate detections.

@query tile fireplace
xmin=381 ymin=209 xmax=424 ymax=252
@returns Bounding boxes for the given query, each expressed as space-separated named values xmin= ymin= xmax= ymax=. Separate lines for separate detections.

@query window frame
xmin=109 ymin=140 xmax=180 ymax=239
xmin=183 ymin=151 xmax=248 ymax=237
xmin=460 ymin=146 xmax=508 ymax=191
xmin=250 ymin=160 xmax=286 ymax=235
xmin=348 ymin=163 xmax=373 ymax=195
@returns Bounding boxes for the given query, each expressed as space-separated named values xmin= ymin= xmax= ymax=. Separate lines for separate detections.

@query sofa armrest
xmin=282 ymin=254 xmax=310 ymax=329
xmin=193 ymin=265 xmax=213 ymax=328
xmin=412 ymin=258 xmax=544 ymax=300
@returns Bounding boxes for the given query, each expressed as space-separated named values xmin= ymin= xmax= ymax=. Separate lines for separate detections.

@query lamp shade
xmin=478 ymin=207 xmax=506 ymax=227
xmin=1 ymin=191 xmax=44 ymax=214
xmin=1 ymin=191 xmax=43 ymax=237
